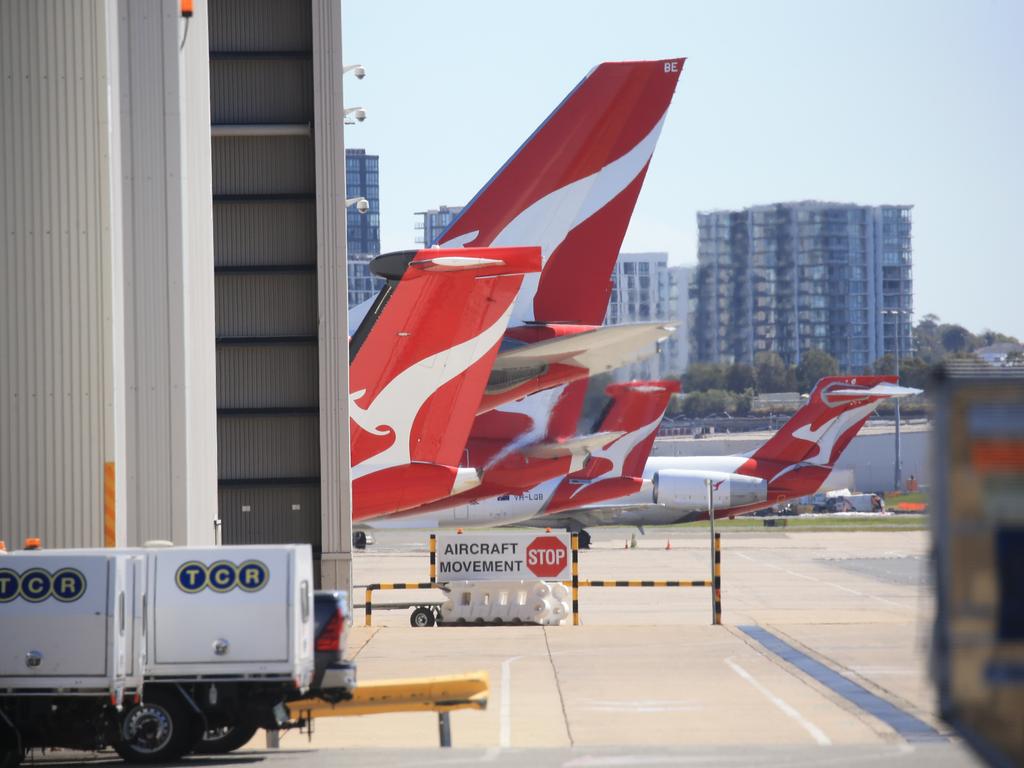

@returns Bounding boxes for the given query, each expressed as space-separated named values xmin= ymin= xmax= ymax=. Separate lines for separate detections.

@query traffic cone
xmin=665 ymin=539 xmax=672 ymax=550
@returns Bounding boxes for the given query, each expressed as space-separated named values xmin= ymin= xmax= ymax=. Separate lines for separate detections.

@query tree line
xmin=668 ymin=315 xmax=1019 ymax=418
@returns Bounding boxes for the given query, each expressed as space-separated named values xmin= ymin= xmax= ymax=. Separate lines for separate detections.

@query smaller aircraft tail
xmin=541 ymin=380 xmax=680 ymax=514
xmin=751 ymin=376 xmax=922 ymax=468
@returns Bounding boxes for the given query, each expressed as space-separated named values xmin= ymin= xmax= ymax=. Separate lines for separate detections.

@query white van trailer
xmin=0 ymin=551 xmax=146 ymax=764
xmin=1 ymin=544 xmax=315 ymax=766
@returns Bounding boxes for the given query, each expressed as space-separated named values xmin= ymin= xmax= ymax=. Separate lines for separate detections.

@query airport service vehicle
xmin=0 ymin=551 xmax=145 ymax=767
xmin=350 ymin=59 xmax=685 ymax=419
xmin=1 ymin=544 xmax=315 ymax=765
xmin=533 ymin=376 xmax=922 ymax=537
xmin=367 ymin=381 xmax=679 ymax=537
xmin=349 ymin=246 xmax=539 ymax=519
xmin=195 ymin=589 xmax=353 ymax=755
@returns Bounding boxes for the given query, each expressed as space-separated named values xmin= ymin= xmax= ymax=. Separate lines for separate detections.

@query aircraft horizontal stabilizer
xmin=523 ymin=431 xmax=627 ymax=459
xmin=492 ymin=322 xmax=676 ymax=372
xmin=828 ymin=382 xmax=923 ymax=399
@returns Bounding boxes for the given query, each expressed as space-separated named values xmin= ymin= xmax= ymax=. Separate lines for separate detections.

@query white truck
xmin=0 ymin=551 xmax=146 ymax=766
xmin=0 ymin=544 xmax=316 ymax=765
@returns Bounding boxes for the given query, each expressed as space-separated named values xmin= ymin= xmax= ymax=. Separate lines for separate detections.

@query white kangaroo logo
xmin=350 ymin=304 xmax=513 ymax=481
xmin=567 ymin=415 xmax=663 ymax=498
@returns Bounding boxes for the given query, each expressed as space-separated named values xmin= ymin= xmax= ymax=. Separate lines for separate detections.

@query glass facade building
xmin=604 ymin=253 xmax=689 ymax=380
xmin=414 ymin=205 xmax=464 ymax=247
xmin=692 ymin=202 xmax=913 ymax=372
xmin=345 ymin=148 xmax=383 ymax=306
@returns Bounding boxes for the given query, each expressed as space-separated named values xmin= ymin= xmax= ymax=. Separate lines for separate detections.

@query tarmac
xmin=30 ymin=526 xmax=979 ymax=767
xmin=250 ymin=527 xmax=977 ymax=765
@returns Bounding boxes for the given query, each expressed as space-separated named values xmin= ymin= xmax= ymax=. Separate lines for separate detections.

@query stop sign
xmin=525 ymin=536 xmax=568 ymax=578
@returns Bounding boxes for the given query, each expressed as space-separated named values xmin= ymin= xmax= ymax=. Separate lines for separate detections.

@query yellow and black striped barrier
xmin=364 ymin=582 xmax=440 ymax=627
xmin=565 ymin=533 xmax=722 ymax=625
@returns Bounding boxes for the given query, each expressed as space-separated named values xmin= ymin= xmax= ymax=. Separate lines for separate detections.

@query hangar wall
xmin=0 ymin=0 xmax=126 ymax=548
xmin=1 ymin=0 xmax=218 ymax=548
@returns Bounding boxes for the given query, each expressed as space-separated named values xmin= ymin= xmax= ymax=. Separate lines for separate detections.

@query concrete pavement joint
xmin=544 ymin=626 xmax=575 ymax=747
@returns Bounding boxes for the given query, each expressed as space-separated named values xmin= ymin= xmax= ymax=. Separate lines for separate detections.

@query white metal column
xmin=312 ymin=0 xmax=353 ymax=592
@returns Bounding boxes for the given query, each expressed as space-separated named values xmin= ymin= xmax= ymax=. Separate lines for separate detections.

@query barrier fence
xmin=366 ymin=527 xmax=722 ymax=627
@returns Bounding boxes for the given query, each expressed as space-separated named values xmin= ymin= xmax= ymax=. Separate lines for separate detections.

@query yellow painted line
xmin=288 ymin=671 xmax=489 ymax=718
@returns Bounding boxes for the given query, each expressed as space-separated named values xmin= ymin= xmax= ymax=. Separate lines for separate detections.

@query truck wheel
xmin=353 ymin=531 xmax=367 ymax=549
xmin=115 ymin=688 xmax=197 ymax=764
xmin=410 ymin=606 xmax=435 ymax=627
xmin=192 ymin=722 xmax=259 ymax=754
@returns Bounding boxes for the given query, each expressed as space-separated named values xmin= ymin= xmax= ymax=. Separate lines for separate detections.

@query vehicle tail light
xmin=316 ymin=609 xmax=344 ymax=652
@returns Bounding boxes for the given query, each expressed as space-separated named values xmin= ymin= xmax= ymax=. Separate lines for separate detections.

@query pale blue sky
xmin=343 ymin=0 xmax=1024 ymax=339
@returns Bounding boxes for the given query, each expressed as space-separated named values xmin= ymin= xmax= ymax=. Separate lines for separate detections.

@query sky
xmin=342 ymin=0 xmax=1024 ymax=339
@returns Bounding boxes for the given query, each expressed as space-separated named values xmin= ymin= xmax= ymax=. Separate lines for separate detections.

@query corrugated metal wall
xmin=210 ymin=0 xmax=321 ymax=550
xmin=0 ymin=0 xmax=123 ymax=548
xmin=119 ymin=0 xmax=218 ymax=546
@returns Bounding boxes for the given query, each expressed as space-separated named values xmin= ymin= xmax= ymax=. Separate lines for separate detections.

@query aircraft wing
xmin=492 ymin=322 xmax=676 ymax=373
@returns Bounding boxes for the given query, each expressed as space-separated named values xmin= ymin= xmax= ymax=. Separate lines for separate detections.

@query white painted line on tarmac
xmin=725 ymin=657 xmax=832 ymax=746
xmin=499 ymin=654 xmax=523 ymax=748
xmin=735 ymin=551 xmax=905 ymax=609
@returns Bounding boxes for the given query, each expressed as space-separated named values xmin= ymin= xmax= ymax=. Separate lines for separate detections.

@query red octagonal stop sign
xmin=525 ymin=536 xmax=569 ymax=578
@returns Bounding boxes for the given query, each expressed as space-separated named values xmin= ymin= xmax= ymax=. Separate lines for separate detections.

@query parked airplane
xmin=532 ymin=376 xmax=922 ymax=543
xmin=366 ymin=380 xmax=679 ymax=529
xmin=350 ymin=58 xmax=686 ymax=415
xmin=349 ymin=246 xmax=540 ymax=520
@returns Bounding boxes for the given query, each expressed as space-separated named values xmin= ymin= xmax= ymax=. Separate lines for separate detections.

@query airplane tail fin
xmin=349 ymin=246 xmax=541 ymax=517
xmin=437 ymin=58 xmax=685 ymax=326
xmin=577 ymin=380 xmax=681 ymax=480
xmin=751 ymin=376 xmax=922 ymax=467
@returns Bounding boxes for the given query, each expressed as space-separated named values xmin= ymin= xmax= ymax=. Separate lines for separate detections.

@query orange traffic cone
xmin=665 ymin=539 xmax=672 ymax=550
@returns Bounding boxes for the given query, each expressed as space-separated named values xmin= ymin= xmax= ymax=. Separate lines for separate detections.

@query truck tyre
xmin=192 ymin=722 xmax=259 ymax=754
xmin=353 ymin=531 xmax=367 ymax=549
xmin=410 ymin=607 xmax=435 ymax=627
xmin=115 ymin=688 xmax=197 ymax=764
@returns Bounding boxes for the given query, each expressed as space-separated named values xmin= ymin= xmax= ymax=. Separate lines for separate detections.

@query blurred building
xmin=604 ymin=253 xmax=689 ymax=380
xmin=345 ymin=148 xmax=383 ymax=306
xmin=691 ymin=202 xmax=913 ymax=371
xmin=415 ymin=205 xmax=464 ymax=247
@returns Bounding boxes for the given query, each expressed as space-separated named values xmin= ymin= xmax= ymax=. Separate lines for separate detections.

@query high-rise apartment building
xmin=415 ymin=205 xmax=464 ymax=247
xmin=604 ymin=253 xmax=689 ymax=380
xmin=345 ymin=148 xmax=383 ymax=306
xmin=692 ymin=202 xmax=913 ymax=371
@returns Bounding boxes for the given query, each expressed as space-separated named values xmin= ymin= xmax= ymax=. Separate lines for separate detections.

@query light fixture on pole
xmin=343 ymin=64 xmax=366 ymax=79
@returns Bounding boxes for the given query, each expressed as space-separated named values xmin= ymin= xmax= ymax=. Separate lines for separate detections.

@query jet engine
xmin=652 ymin=469 xmax=767 ymax=511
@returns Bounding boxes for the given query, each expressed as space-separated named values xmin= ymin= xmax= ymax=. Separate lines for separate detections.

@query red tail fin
xmin=541 ymin=380 xmax=679 ymax=515
xmin=752 ymin=376 xmax=919 ymax=467
xmin=349 ymin=246 xmax=540 ymax=518
xmin=577 ymin=380 xmax=681 ymax=480
xmin=437 ymin=59 xmax=685 ymax=326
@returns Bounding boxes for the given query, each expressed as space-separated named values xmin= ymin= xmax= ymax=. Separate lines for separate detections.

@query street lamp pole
xmin=883 ymin=308 xmax=905 ymax=492
xmin=894 ymin=314 xmax=902 ymax=492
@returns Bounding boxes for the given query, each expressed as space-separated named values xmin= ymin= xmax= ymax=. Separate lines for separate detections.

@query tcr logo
xmin=0 ymin=567 xmax=87 ymax=603
xmin=174 ymin=560 xmax=269 ymax=594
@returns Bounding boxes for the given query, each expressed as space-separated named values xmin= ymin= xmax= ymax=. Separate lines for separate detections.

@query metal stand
xmin=265 ymin=729 xmax=280 ymax=749
xmin=706 ymin=479 xmax=717 ymax=624
xmin=438 ymin=711 xmax=451 ymax=747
